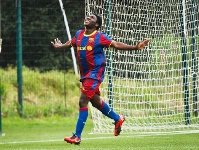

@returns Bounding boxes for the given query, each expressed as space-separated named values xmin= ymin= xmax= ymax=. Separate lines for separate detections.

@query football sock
xmin=75 ymin=107 xmax=88 ymax=138
xmin=98 ymin=101 xmax=120 ymax=122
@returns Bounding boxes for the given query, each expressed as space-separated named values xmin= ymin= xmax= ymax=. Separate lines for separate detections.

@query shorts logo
xmin=82 ymin=87 xmax=87 ymax=91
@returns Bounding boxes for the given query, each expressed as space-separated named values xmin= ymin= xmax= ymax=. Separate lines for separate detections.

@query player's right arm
xmin=51 ymin=38 xmax=71 ymax=49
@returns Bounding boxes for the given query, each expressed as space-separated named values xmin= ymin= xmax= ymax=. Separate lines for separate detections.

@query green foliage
xmin=0 ymin=81 xmax=6 ymax=99
xmin=1 ymin=0 xmax=84 ymax=71
xmin=0 ymin=67 xmax=80 ymax=118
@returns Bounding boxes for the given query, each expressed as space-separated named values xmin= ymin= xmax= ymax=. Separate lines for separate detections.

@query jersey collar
xmin=84 ymin=30 xmax=97 ymax=36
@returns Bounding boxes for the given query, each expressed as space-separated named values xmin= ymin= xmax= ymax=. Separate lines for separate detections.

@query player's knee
xmin=79 ymin=95 xmax=89 ymax=108
xmin=79 ymin=99 xmax=86 ymax=108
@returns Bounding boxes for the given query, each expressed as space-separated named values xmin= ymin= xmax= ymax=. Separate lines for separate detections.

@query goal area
xmin=86 ymin=0 xmax=199 ymax=134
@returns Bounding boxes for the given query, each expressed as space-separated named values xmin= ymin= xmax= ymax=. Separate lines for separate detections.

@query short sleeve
xmin=70 ymin=30 xmax=83 ymax=47
xmin=70 ymin=36 xmax=76 ymax=47
xmin=99 ymin=32 xmax=112 ymax=48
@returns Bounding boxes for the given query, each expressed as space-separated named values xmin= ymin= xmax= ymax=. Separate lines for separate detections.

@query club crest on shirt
xmin=89 ymin=38 xmax=94 ymax=43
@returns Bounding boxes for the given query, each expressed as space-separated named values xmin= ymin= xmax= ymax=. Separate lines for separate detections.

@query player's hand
xmin=51 ymin=38 xmax=62 ymax=49
xmin=136 ymin=39 xmax=150 ymax=50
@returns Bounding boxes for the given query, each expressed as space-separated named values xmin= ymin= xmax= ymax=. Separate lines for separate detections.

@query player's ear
xmin=95 ymin=23 xmax=99 ymax=29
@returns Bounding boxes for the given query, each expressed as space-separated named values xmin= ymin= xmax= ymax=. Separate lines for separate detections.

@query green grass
xmin=0 ymin=117 xmax=199 ymax=150
xmin=0 ymin=67 xmax=80 ymax=118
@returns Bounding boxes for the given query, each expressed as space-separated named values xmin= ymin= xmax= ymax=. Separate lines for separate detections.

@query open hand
xmin=136 ymin=39 xmax=150 ymax=50
xmin=51 ymin=38 xmax=62 ymax=49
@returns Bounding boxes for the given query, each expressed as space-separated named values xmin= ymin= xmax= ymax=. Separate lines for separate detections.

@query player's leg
xmin=75 ymin=93 xmax=89 ymax=138
xmin=90 ymin=91 xmax=125 ymax=136
xmin=90 ymin=93 xmax=120 ymax=121
xmin=64 ymin=79 xmax=95 ymax=144
xmin=64 ymin=92 xmax=89 ymax=144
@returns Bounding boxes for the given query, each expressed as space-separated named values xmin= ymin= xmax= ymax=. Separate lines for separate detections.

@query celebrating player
xmin=51 ymin=14 xmax=150 ymax=145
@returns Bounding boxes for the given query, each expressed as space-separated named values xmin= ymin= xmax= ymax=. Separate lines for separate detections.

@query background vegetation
xmin=1 ymin=0 xmax=84 ymax=71
xmin=0 ymin=0 xmax=198 ymax=119
xmin=0 ymin=0 xmax=85 ymax=118
xmin=0 ymin=67 xmax=80 ymax=118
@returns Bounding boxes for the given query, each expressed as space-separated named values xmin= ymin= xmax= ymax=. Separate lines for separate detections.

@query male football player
xmin=51 ymin=14 xmax=150 ymax=145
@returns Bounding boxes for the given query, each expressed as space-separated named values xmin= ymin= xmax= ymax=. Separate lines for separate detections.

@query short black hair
xmin=93 ymin=14 xmax=102 ymax=30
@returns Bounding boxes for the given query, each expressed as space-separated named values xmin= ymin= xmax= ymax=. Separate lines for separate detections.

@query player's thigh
xmin=90 ymin=93 xmax=102 ymax=109
xmin=79 ymin=92 xmax=90 ymax=108
xmin=80 ymin=78 xmax=101 ymax=99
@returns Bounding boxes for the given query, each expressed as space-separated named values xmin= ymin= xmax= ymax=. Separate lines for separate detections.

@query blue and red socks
xmin=98 ymin=101 xmax=119 ymax=122
xmin=75 ymin=107 xmax=88 ymax=138
xmin=75 ymin=102 xmax=119 ymax=138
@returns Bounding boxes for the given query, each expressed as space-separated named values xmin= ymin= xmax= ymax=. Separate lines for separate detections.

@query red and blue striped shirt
xmin=71 ymin=30 xmax=112 ymax=82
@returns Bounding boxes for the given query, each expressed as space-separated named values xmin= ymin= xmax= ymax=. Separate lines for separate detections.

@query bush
xmin=0 ymin=67 xmax=80 ymax=118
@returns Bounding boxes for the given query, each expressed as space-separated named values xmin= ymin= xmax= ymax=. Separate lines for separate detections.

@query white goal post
xmin=86 ymin=0 xmax=199 ymax=134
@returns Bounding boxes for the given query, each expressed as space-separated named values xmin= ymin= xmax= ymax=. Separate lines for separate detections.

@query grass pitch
xmin=0 ymin=117 xmax=199 ymax=150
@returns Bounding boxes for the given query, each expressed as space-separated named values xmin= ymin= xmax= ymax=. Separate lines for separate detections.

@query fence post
xmin=16 ymin=0 xmax=23 ymax=117
xmin=0 ymin=78 xmax=2 ymax=135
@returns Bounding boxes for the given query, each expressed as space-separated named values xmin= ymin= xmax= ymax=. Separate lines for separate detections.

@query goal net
xmin=86 ymin=0 xmax=199 ymax=134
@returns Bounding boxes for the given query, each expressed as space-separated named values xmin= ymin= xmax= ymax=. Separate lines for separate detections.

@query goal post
xmin=86 ymin=0 xmax=199 ymax=134
xmin=105 ymin=0 xmax=114 ymax=109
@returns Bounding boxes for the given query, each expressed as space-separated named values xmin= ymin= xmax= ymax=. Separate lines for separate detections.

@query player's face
xmin=84 ymin=14 xmax=98 ymax=29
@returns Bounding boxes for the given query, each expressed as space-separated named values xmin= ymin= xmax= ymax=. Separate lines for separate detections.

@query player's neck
xmin=84 ymin=28 xmax=97 ymax=35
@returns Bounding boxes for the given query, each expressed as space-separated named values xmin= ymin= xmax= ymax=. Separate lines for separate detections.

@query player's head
xmin=93 ymin=14 xmax=102 ymax=30
xmin=84 ymin=14 xmax=102 ymax=30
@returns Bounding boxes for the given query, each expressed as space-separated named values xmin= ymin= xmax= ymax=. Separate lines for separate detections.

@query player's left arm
xmin=110 ymin=39 xmax=150 ymax=50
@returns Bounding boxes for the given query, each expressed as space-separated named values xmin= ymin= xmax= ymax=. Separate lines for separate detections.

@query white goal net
xmin=86 ymin=0 xmax=199 ymax=134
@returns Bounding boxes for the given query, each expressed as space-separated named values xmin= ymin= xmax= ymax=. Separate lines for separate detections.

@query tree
xmin=1 ymin=0 xmax=85 ymax=72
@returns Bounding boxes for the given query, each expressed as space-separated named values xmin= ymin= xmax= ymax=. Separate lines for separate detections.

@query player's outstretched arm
xmin=111 ymin=39 xmax=150 ymax=50
xmin=51 ymin=38 xmax=71 ymax=49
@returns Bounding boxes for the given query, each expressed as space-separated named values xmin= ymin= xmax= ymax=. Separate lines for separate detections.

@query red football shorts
xmin=80 ymin=78 xmax=101 ymax=99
